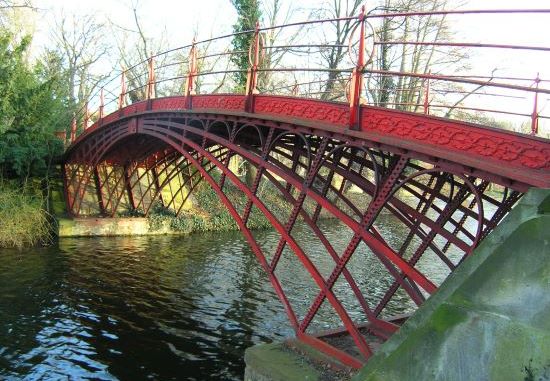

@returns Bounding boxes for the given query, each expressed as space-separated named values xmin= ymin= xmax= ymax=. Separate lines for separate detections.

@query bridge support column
xmin=244 ymin=339 xmax=354 ymax=381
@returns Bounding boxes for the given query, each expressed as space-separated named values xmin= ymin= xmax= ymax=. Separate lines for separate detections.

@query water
xmin=0 ymin=218 xmax=458 ymax=380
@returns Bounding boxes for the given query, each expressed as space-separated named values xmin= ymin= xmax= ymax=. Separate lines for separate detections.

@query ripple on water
xmin=0 ymin=219 xmax=461 ymax=380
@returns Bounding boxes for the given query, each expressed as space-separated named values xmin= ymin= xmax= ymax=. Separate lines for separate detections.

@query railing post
xmin=531 ymin=73 xmax=540 ymax=135
xmin=291 ymin=80 xmax=299 ymax=96
xmin=245 ymin=21 xmax=261 ymax=113
xmin=185 ymin=38 xmax=198 ymax=109
xmin=119 ymin=69 xmax=127 ymax=110
xmin=99 ymin=87 xmax=105 ymax=121
xmin=70 ymin=115 xmax=77 ymax=142
xmin=423 ymin=72 xmax=431 ymax=115
xmin=147 ymin=57 xmax=155 ymax=109
xmin=83 ymin=102 xmax=89 ymax=131
xmin=349 ymin=5 xmax=366 ymax=130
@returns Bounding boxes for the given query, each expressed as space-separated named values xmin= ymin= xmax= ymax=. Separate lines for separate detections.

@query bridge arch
xmin=63 ymin=101 xmax=535 ymax=367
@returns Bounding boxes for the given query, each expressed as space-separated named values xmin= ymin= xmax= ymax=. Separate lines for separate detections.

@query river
xmin=0 ymin=216 xmax=460 ymax=380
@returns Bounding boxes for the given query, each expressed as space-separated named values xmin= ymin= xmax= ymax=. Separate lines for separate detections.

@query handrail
xmin=66 ymin=7 xmax=550 ymax=144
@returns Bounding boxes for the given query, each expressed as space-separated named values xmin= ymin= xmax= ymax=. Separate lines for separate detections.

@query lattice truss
xmin=63 ymin=114 xmax=522 ymax=366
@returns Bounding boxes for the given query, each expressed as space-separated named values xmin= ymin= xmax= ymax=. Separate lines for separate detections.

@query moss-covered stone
xmin=353 ymin=188 xmax=550 ymax=381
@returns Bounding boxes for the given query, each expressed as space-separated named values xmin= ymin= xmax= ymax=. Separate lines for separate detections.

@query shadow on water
xmin=0 ymin=217 xmax=458 ymax=380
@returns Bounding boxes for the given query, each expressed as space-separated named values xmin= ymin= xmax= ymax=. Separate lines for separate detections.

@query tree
xmin=0 ymin=0 xmax=30 ymax=9
xmin=111 ymin=3 xmax=169 ymax=102
xmin=0 ymin=31 xmax=67 ymax=184
xmin=367 ymin=0 xmax=468 ymax=112
xmin=230 ymin=0 xmax=262 ymax=91
xmin=372 ymin=0 xmax=399 ymax=106
xmin=309 ymin=0 xmax=467 ymax=107
xmin=0 ymin=0 xmax=32 ymax=27
xmin=256 ymin=0 xmax=308 ymax=93
xmin=52 ymin=13 xmax=110 ymax=118
xmin=316 ymin=0 xmax=364 ymax=101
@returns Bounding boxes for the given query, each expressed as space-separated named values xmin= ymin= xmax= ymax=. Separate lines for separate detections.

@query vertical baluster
xmin=147 ymin=57 xmax=155 ymax=100
xmin=531 ymin=73 xmax=540 ymax=135
xmin=185 ymin=38 xmax=198 ymax=109
xmin=119 ymin=69 xmax=127 ymax=110
xmin=83 ymin=102 xmax=89 ymax=130
xmin=348 ymin=5 xmax=366 ymax=130
xmin=423 ymin=71 xmax=431 ymax=115
xmin=99 ymin=87 xmax=105 ymax=120
xmin=70 ymin=115 xmax=77 ymax=142
xmin=245 ymin=21 xmax=261 ymax=113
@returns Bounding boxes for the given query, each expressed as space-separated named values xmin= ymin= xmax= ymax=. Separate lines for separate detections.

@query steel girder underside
xmin=63 ymin=101 xmax=547 ymax=368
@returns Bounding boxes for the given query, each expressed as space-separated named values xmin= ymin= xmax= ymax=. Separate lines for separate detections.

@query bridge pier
xmin=354 ymin=188 xmax=550 ymax=380
xmin=57 ymin=217 xmax=179 ymax=237
xmin=244 ymin=339 xmax=355 ymax=381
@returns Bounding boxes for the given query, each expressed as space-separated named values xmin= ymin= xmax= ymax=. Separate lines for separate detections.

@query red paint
xmin=69 ymin=96 xmax=550 ymax=188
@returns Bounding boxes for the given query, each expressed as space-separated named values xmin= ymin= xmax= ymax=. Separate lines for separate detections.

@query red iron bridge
xmin=62 ymin=7 xmax=550 ymax=368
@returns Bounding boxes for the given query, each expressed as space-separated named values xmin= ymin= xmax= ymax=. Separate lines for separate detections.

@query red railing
xmin=68 ymin=6 xmax=550 ymax=144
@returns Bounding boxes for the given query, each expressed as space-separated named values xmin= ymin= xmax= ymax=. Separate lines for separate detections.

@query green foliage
xmin=0 ymin=183 xmax=52 ymax=248
xmin=147 ymin=179 xmax=291 ymax=235
xmin=230 ymin=0 xmax=261 ymax=91
xmin=147 ymin=201 xmax=175 ymax=231
xmin=117 ymin=208 xmax=145 ymax=218
xmin=0 ymin=31 xmax=71 ymax=183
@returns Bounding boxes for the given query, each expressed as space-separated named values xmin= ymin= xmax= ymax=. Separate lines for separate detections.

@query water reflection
xmin=0 ymin=218 xmax=458 ymax=380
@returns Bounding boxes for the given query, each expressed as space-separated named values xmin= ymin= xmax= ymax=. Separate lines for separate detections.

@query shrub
xmin=0 ymin=186 xmax=52 ymax=248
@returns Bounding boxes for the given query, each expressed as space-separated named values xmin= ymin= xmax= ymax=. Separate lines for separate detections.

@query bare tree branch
xmin=52 ymin=13 xmax=111 ymax=114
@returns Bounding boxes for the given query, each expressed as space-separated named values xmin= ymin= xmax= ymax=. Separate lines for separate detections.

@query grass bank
xmin=0 ymin=183 xmax=52 ymax=248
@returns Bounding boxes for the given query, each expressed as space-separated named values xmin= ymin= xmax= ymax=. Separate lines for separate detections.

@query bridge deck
xmin=69 ymin=94 xmax=550 ymax=190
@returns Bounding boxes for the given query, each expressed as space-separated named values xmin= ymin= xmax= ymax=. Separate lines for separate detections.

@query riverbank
xmin=4 ymin=174 xmax=511 ymax=241
xmin=58 ymin=180 xmax=337 ymax=237
xmin=3 ymin=173 xmax=339 ymax=243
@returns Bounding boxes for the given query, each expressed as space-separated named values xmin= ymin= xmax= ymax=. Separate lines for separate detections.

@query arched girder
xmin=156 ymin=118 xmax=479 ymax=257
xmin=141 ymin=126 xmax=379 ymax=361
xmin=139 ymin=121 xmax=439 ymax=294
xmin=63 ymin=107 xmax=546 ymax=368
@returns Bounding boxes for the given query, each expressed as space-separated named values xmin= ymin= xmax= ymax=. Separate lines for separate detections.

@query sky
xmin=32 ymin=0 xmax=239 ymax=47
xmin=24 ymin=0 xmax=550 ymax=135
xmin=29 ymin=0 xmax=549 ymax=62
